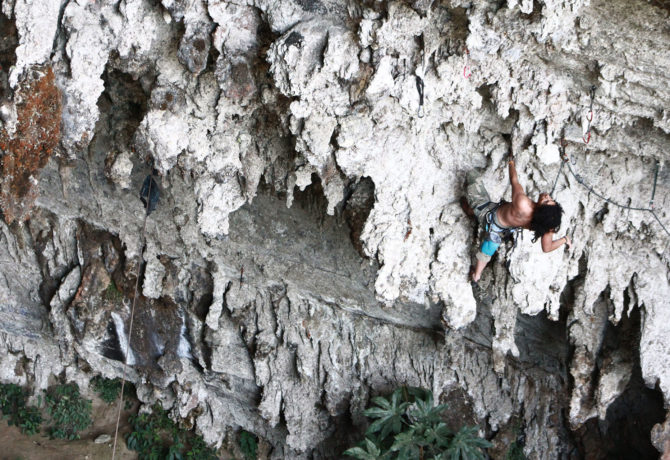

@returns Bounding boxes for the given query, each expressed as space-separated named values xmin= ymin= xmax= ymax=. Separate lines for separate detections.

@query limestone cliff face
xmin=0 ymin=0 xmax=669 ymax=457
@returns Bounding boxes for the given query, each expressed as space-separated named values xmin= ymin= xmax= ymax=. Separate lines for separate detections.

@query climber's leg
xmin=464 ymin=171 xmax=494 ymax=225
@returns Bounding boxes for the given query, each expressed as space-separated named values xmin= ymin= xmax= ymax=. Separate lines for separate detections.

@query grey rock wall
xmin=0 ymin=0 xmax=669 ymax=457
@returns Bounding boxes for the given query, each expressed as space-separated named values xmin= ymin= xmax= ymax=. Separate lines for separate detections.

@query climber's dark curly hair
xmin=530 ymin=203 xmax=563 ymax=242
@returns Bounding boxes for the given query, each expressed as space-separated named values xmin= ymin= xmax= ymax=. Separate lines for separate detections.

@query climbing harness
xmin=111 ymin=169 xmax=160 ymax=460
xmin=480 ymin=202 xmax=520 ymax=258
xmin=583 ymin=85 xmax=596 ymax=144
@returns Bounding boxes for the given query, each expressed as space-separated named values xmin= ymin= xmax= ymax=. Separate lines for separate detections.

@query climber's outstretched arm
xmin=508 ymin=158 xmax=524 ymax=203
xmin=541 ymin=232 xmax=572 ymax=253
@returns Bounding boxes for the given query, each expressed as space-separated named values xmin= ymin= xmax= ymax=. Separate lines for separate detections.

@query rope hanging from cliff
xmin=111 ymin=170 xmax=159 ymax=460
xmin=552 ymin=141 xmax=670 ymax=239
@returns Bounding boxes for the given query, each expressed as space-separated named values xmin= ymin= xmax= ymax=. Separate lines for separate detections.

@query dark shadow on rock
xmin=97 ymin=67 xmax=150 ymax=151
xmin=343 ymin=176 xmax=375 ymax=258
xmin=573 ymin=306 xmax=665 ymax=460
xmin=515 ymin=308 xmax=569 ymax=376
xmin=0 ymin=12 xmax=17 ymax=101
xmin=101 ymin=319 xmax=124 ymax=362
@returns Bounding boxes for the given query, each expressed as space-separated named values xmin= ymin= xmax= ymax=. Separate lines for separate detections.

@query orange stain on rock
xmin=0 ymin=66 xmax=62 ymax=223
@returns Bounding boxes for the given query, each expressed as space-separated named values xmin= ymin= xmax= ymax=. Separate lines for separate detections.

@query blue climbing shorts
xmin=466 ymin=171 xmax=502 ymax=263
xmin=481 ymin=233 xmax=501 ymax=257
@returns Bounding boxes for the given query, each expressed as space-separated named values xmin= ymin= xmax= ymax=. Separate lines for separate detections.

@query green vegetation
xmin=44 ymin=383 xmax=92 ymax=440
xmin=90 ymin=376 xmax=134 ymax=407
xmin=1 ymin=382 xmax=93 ymax=439
xmin=91 ymin=376 xmax=122 ymax=403
xmin=505 ymin=441 xmax=526 ymax=460
xmin=103 ymin=280 xmax=124 ymax=302
xmin=0 ymin=379 xmax=216 ymax=458
xmin=344 ymin=387 xmax=492 ymax=460
xmin=504 ymin=419 xmax=527 ymax=460
xmin=126 ymin=404 xmax=218 ymax=460
xmin=239 ymin=430 xmax=258 ymax=460
xmin=0 ymin=383 xmax=42 ymax=435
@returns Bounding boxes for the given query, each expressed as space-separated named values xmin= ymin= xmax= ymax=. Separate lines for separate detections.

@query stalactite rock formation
xmin=0 ymin=0 xmax=669 ymax=457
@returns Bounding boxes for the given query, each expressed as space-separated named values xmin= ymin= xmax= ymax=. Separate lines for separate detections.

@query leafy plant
xmin=103 ymin=281 xmax=124 ymax=302
xmin=445 ymin=426 xmax=492 ymax=460
xmin=239 ymin=430 xmax=258 ymax=460
xmin=0 ymin=383 xmax=42 ymax=435
xmin=16 ymin=405 xmax=42 ymax=435
xmin=44 ymin=383 xmax=92 ymax=440
xmin=126 ymin=404 xmax=218 ymax=460
xmin=91 ymin=376 xmax=122 ymax=403
xmin=344 ymin=387 xmax=492 ymax=460
xmin=344 ymin=438 xmax=382 ymax=460
xmin=187 ymin=435 xmax=217 ymax=460
xmin=504 ymin=418 xmax=527 ymax=460
xmin=505 ymin=440 xmax=526 ymax=460
xmin=90 ymin=376 xmax=136 ymax=410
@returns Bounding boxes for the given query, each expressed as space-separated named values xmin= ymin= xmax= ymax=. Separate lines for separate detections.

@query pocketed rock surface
xmin=0 ymin=0 xmax=669 ymax=457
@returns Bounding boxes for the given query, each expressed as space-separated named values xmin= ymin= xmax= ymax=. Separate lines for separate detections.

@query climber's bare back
xmin=496 ymin=197 xmax=534 ymax=229
xmin=496 ymin=159 xmax=555 ymax=229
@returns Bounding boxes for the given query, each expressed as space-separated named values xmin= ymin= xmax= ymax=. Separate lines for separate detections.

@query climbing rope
xmin=551 ymin=140 xmax=670 ymax=239
xmin=583 ymin=85 xmax=596 ymax=144
xmin=111 ymin=171 xmax=156 ymax=460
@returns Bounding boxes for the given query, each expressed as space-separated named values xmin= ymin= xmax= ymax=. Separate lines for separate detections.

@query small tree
xmin=345 ymin=387 xmax=491 ymax=460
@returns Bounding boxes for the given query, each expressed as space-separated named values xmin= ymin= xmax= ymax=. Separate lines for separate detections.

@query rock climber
xmin=461 ymin=156 xmax=572 ymax=282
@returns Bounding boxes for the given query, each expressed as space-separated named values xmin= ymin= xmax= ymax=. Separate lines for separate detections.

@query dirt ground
xmin=0 ymin=392 xmax=245 ymax=460
xmin=0 ymin=395 xmax=137 ymax=460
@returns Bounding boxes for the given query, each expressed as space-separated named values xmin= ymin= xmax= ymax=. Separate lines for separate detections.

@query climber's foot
xmin=470 ymin=267 xmax=480 ymax=283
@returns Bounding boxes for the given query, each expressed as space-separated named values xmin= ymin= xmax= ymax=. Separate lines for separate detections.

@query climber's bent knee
xmin=475 ymin=251 xmax=492 ymax=263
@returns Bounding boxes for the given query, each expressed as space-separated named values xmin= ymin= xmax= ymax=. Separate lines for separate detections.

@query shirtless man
xmin=462 ymin=157 xmax=572 ymax=282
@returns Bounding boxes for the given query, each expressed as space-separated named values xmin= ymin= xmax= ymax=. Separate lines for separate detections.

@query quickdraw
xmin=583 ymin=85 xmax=596 ymax=144
xmin=650 ymin=159 xmax=659 ymax=210
xmin=416 ymin=32 xmax=427 ymax=118
xmin=416 ymin=75 xmax=425 ymax=118
xmin=463 ymin=47 xmax=471 ymax=79
xmin=550 ymin=139 xmax=571 ymax=195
